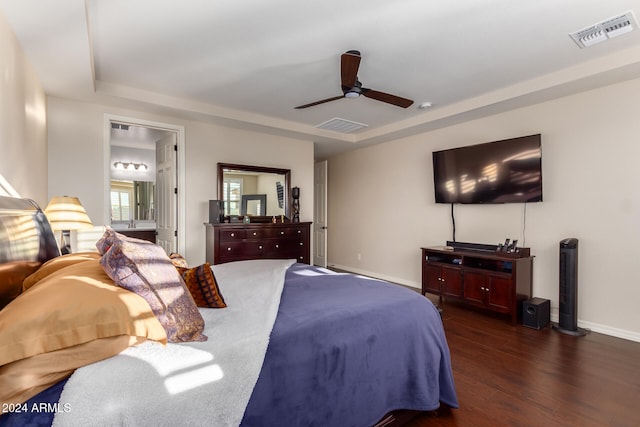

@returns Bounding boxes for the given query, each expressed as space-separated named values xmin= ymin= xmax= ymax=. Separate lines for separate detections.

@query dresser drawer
xmin=245 ymin=228 xmax=276 ymax=239
xmin=218 ymin=229 xmax=246 ymax=242
xmin=277 ymin=227 xmax=307 ymax=238
xmin=217 ymin=241 xmax=248 ymax=257
xmin=279 ymin=239 xmax=306 ymax=252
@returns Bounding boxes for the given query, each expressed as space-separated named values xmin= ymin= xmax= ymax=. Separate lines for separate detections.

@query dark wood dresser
xmin=205 ymin=222 xmax=311 ymax=265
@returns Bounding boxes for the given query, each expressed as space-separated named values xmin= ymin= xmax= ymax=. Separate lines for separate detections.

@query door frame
xmin=103 ymin=114 xmax=186 ymax=255
xmin=313 ymin=160 xmax=328 ymax=267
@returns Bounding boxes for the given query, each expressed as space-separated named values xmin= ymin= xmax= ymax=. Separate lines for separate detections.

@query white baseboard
xmin=330 ymin=263 xmax=640 ymax=344
xmin=549 ymin=312 xmax=640 ymax=343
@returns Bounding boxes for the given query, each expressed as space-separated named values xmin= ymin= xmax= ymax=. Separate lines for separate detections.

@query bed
xmin=0 ymin=196 xmax=457 ymax=426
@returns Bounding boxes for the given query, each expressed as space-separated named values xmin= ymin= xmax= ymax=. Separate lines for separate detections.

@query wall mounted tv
xmin=432 ymin=134 xmax=542 ymax=204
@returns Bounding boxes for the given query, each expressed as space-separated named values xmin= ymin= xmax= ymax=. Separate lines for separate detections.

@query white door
xmin=313 ymin=160 xmax=328 ymax=267
xmin=156 ymin=133 xmax=177 ymax=254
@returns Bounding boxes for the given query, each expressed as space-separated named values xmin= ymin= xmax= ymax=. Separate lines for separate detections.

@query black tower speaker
xmin=553 ymin=238 xmax=587 ymax=336
xmin=208 ymin=200 xmax=224 ymax=224
xmin=522 ymin=298 xmax=550 ymax=329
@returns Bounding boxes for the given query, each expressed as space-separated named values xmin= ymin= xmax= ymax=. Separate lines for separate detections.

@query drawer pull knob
xmin=230 ymin=233 xmax=235 ymax=237
xmin=227 ymin=248 xmax=232 ymax=251
xmin=259 ymin=245 xmax=263 ymax=249
xmin=275 ymin=244 xmax=279 ymax=248
xmin=253 ymin=232 xmax=257 ymax=236
xmin=280 ymin=231 xmax=285 ymax=235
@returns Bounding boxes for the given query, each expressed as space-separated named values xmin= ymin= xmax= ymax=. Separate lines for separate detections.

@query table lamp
xmin=44 ymin=196 xmax=93 ymax=254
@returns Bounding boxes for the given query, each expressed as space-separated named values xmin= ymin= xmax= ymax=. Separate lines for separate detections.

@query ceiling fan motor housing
xmin=344 ymin=79 xmax=363 ymax=98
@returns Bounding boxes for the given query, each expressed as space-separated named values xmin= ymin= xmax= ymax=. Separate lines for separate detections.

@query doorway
xmin=104 ymin=114 xmax=186 ymax=255
xmin=313 ymin=160 xmax=328 ymax=267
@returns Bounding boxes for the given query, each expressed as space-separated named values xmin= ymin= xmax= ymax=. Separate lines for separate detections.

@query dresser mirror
xmin=218 ymin=163 xmax=291 ymax=221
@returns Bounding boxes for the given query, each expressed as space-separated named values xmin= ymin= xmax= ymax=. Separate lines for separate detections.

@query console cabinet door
xmin=441 ymin=266 xmax=463 ymax=298
xmin=463 ymin=270 xmax=486 ymax=307
xmin=486 ymin=274 xmax=512 ymax=313
xmin=423 ymin=263 xmax=443 ymax=295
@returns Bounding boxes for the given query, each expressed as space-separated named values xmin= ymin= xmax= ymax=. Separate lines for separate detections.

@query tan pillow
xmin=0 ymin=335 xmax=145 ymax=406
xmin=22 ymin=252 xmax=101 ymax=291
xmin=0 ymin=259 xmax=166 ymax=366
xmin=0 ymin=261 xmax=41 ymax=310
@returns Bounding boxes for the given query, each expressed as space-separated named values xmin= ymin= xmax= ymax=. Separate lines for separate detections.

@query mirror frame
xmin=217 ymin=163 xmax=291 ymax=222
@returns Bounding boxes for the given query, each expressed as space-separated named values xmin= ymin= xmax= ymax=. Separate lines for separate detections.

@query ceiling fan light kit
xmin=295 ymin=50 xmax=414 ymax=109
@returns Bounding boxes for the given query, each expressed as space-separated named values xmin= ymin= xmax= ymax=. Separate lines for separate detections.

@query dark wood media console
xmin=421 ymin=246 xmax=533 ymax=324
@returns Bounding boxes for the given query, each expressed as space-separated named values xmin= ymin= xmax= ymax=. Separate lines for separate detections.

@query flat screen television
xmin=432 ymin=134 xmax=542 ymax=204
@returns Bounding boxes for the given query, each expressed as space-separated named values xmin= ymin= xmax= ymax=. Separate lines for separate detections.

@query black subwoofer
xmin=522 ymin=298 xmax=550 ymax=329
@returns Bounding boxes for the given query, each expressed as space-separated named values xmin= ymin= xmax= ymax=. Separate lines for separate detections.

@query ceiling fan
xmin=294 ymin=50 xmax=414 ymax=109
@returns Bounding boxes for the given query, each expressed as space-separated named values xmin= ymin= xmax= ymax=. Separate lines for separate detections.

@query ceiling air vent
xmin=111 ymin=123 xmax=130 ymax=131
xmin=316 ymin=117 xmax=368 ymax=133
xmin=570 ymin=11 xmax=638 ymax=48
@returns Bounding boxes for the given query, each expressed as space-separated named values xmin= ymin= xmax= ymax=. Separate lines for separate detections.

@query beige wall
xmin=0 ymin=12 xmax=47 ymax=204
xmin=47 ymin=96 xmax=314 ymax=265
xmin=328 ymin=77 xmax=640 ymax=342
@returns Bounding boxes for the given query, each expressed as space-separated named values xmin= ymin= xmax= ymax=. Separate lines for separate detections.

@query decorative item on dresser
xmin=421 ymin=242 xmax=533 ymax=324
xmin=292 ymin=186 xmax=300 ymax=223
xmin=205 ymin=222 xmax=312 ymax=265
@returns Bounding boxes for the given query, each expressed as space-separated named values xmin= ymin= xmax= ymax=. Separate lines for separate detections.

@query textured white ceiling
xmin=3 ymin=0 xmax=640 ymax=158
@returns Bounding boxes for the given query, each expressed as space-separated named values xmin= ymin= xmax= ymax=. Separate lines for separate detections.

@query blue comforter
xmin=1 ymin=264 xmax=457 ymax=427
xmin=241 ymin=264 xmax=457 ymax=427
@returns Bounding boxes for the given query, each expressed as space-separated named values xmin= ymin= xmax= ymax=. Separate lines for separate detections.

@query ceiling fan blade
xmin=362 ymin=89 xmax=414 ymax=108
xmin=341 ymin=51 xmax=361 ymax=89
xmin=294 ymin=95 xmax=345 ymax=109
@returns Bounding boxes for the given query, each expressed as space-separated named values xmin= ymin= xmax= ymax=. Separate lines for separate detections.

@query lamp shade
xmin=44 ymin=196 xmax=93 ymax=231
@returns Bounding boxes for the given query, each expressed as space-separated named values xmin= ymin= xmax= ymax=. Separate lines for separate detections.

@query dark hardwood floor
xmin=405 ymin=297 xmax=640 ymax=427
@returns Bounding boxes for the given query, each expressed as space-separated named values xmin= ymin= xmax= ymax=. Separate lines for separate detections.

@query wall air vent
xmin=570 ymin=11 xmax=638 ymax=48
xmin=316 ymin=117 xmax=368 ymax=133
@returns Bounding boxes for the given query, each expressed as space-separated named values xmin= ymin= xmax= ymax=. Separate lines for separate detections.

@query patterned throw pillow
xmin=100 ymin=237 xmax=207 ymax=343
xmin=96 ymin=226 xmax=117 ymax=255
xmin=177 ymin=263 xmax=227 ymax=309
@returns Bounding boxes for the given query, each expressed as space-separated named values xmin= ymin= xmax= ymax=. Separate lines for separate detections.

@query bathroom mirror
xmin=110 ymin=180 xmax=155 ymax=221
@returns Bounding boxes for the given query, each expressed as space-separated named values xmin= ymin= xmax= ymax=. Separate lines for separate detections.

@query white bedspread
xmin=53 ymin=259 xmax=295 ymax=427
